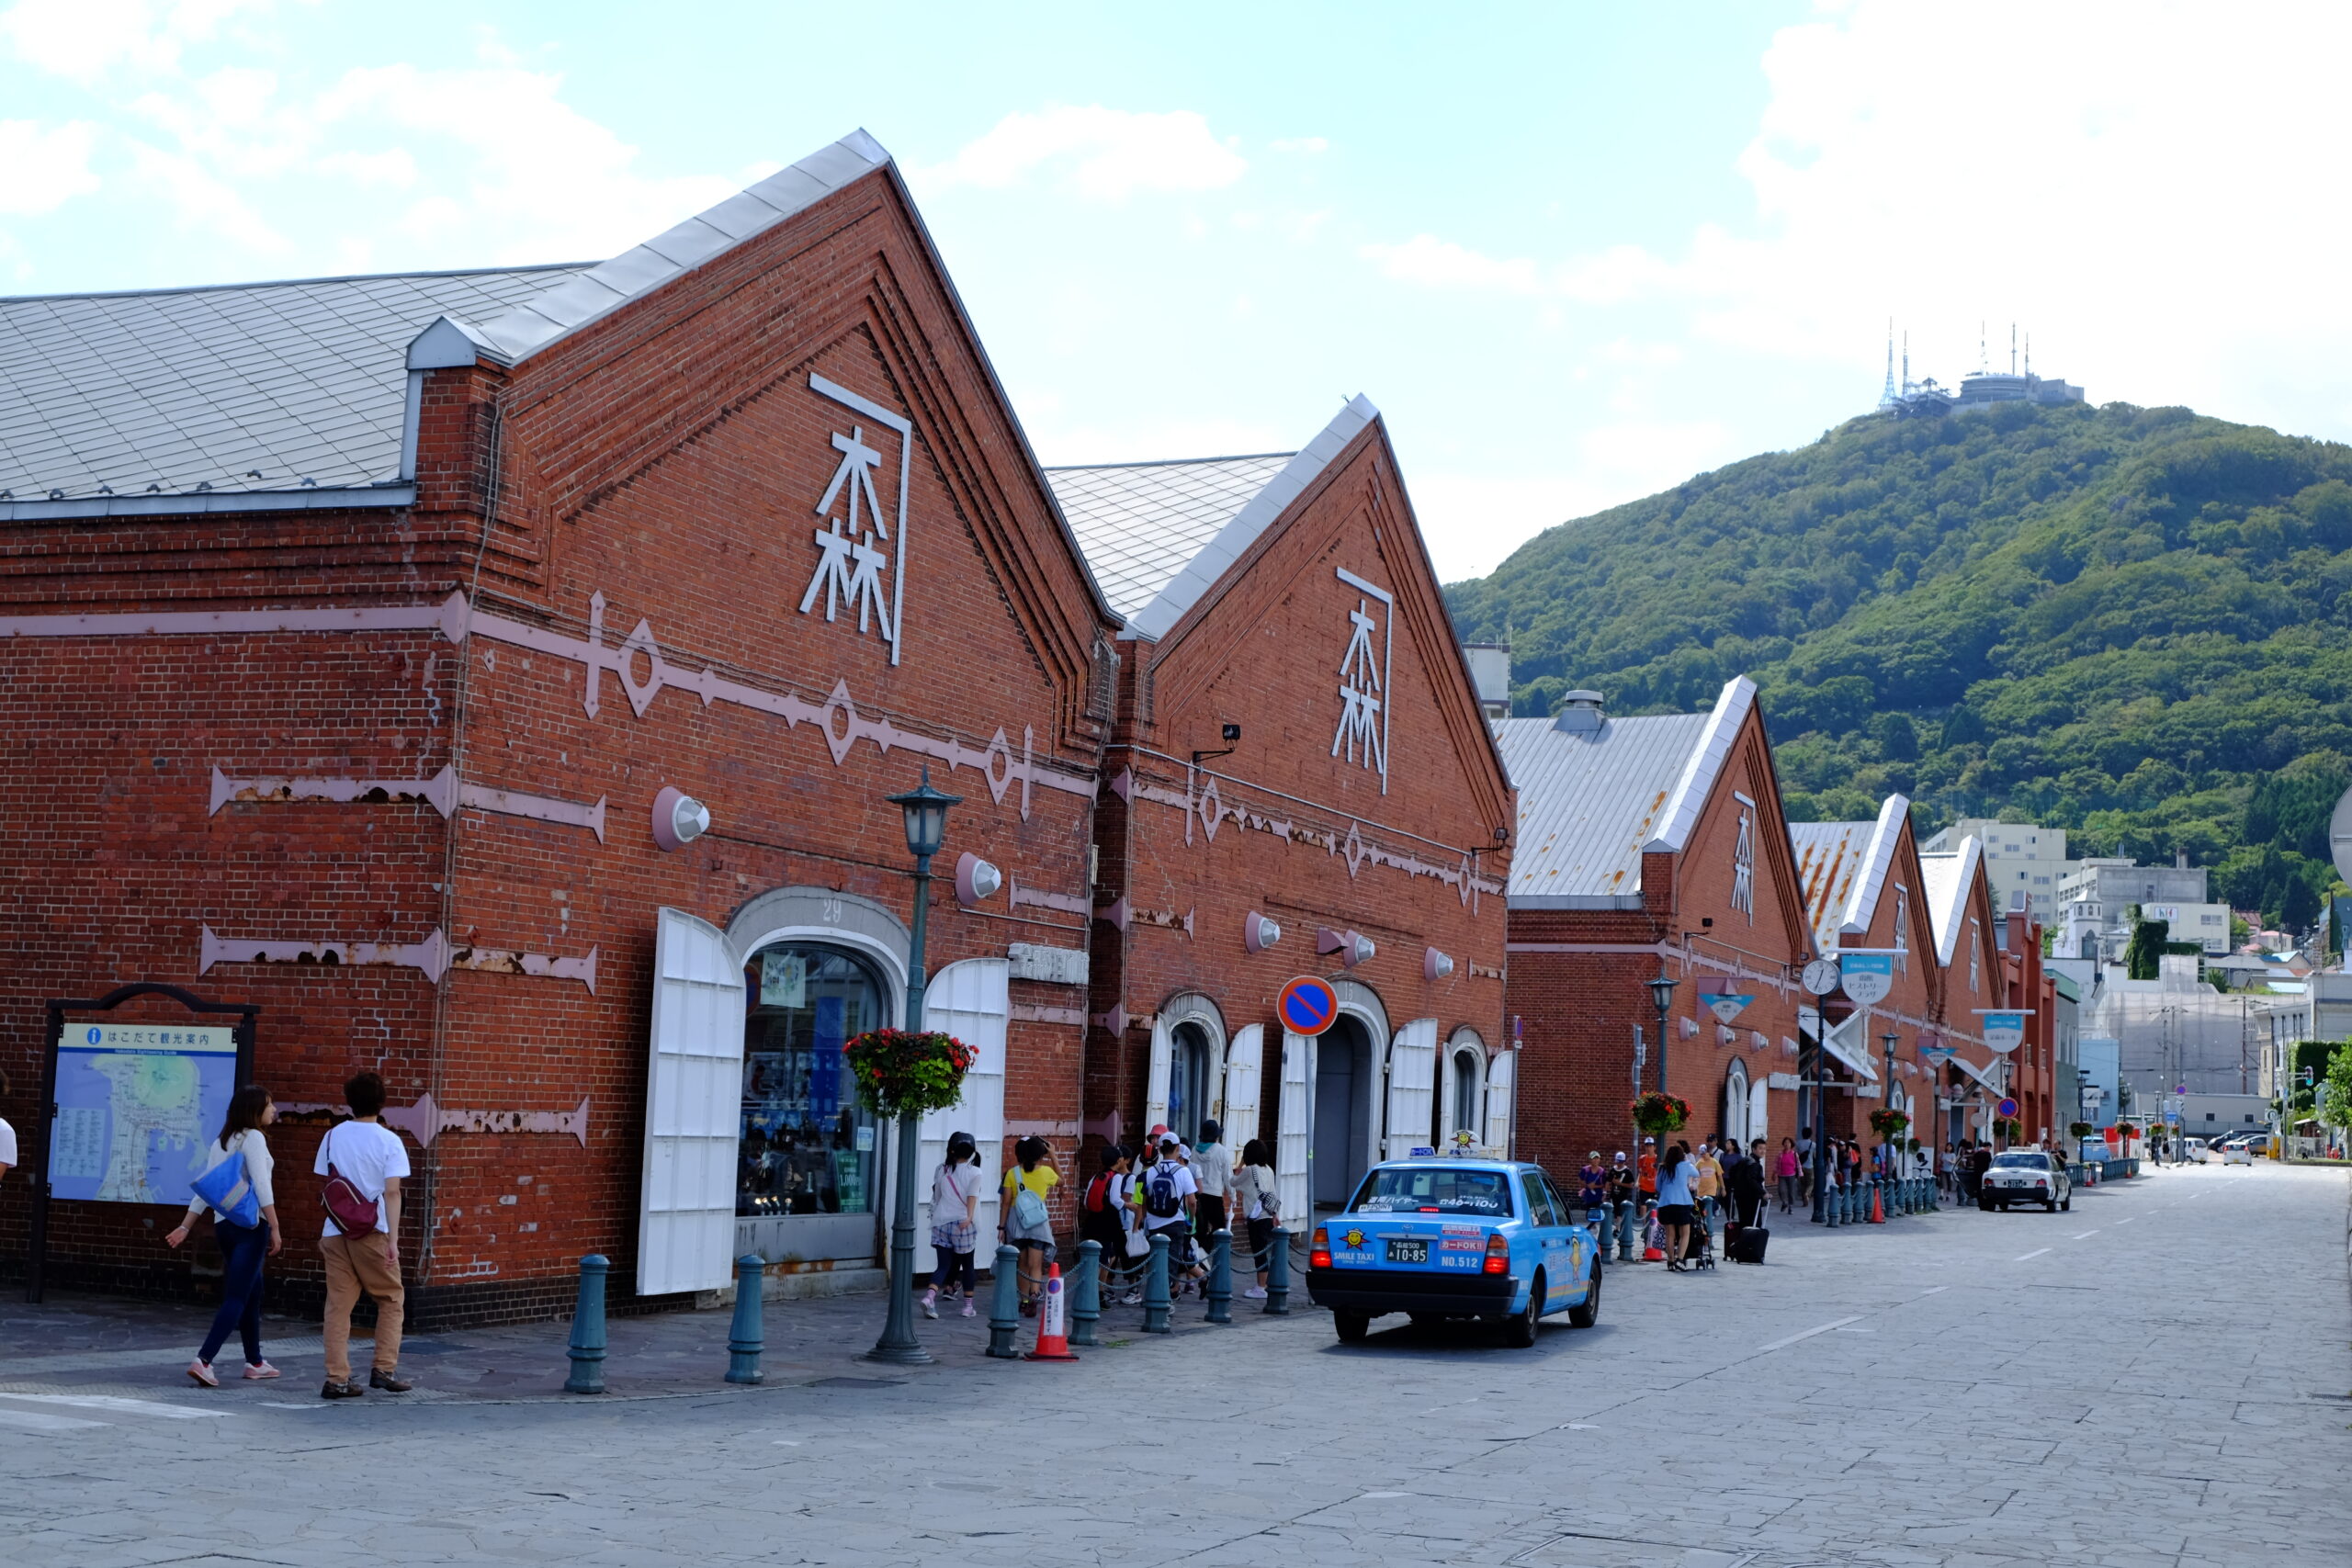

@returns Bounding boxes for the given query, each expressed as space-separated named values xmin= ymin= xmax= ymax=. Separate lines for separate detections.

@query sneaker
xmin=959 ymin=1298 xmax=976 ymax=1318
xmin=320 ymin=1380 xmax=365 ymax=1400
xmin=186 ymin=1359 xmax=219 ymax=1389
xmin=368 ymin=1369 xmax=413 ymax=1393
xmin=920 ymin=1290 xmax=938 ymax=1320
xmin=1120 ymin=1291 xmax=1143 ymax=1306
xmin=242 ymin=1360 xmax=281 ymax=1381
xmin=1243 ymin=1286 xmax=1267 ymax=1299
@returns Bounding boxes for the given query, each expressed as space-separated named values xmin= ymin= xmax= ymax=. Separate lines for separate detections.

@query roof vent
xmin=1552 ymin=689 xmax=1606 ymax=735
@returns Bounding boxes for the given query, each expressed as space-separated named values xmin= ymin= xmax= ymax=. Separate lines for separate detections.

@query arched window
xmin=1451 ymin=1049 xmax=1479 ymax=1134
xmin=1168 ymin=1021 xmax=1212 ymax=1144
xmin=1724 ymin=1058 xmax=1751 ymax=1146
xmin=738 ymin=942 xmax=886 ymax=1218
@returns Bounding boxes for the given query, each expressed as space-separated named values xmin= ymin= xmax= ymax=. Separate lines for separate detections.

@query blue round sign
xmin=86 ymin=1026 xmax=101 ymax=1044
xmin=1277 ymin=976 xmax=1340 ymax=1036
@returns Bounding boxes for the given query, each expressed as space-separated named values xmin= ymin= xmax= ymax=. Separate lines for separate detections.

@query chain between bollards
xmin=1070 ymin=1239 xmax=1102 ymax=1348
xmin=1205 ymin=1227 xmax=1232 ymax=1324
xmin=726 ymin=1252 xmax=765 ymax=1384
xmin=564 ymin=1253 xmax=607 ymax=1394
xmin=985 ymin=1243 xmax=1022 ymax=1359
xmin=1263 ymin=1224 xmax=1291 ymax=1314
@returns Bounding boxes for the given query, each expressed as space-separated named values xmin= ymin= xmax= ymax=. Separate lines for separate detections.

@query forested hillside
xmin=1443 ymin=400 xmax=2352 ymax=928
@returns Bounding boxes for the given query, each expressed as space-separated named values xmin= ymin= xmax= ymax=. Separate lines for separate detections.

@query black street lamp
xmin=869 ymin=765 xmax=960 ymax=1366
xmin=1882 ymin=1030 xmax=1901 ymax=1185
xmin=1646 ymin=972 xmax=1679 ymax=1095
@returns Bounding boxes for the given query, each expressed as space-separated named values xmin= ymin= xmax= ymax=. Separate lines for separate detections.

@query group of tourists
xmin=158 ymin=1071 xmax=412 ymax=1399
xmin=1574 ymin=1134 xmax=1770 ymax=1269
xmin=923 ymin=1119 xmax=1281 ymax=1319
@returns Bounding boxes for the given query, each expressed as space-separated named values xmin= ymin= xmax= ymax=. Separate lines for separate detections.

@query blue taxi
xmin=1305 ymin=1156 xmax=1601 ymax=1346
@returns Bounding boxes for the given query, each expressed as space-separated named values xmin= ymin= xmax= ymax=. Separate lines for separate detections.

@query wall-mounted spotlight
xmin=1244 ymin=911 xmax=1282 ymax=953
xmin=956 ymin=851 xmax=1003 ymax=905
xmin=650 ymin=786 xmax=709 ymax=852
xmin=1424 ymin=947 xmax=1455 ymax=981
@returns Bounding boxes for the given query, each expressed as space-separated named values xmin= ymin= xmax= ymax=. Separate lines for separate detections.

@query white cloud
xmin=0 ymin=0 xmax=276 ymax=85
xmin=1360 ymin=233 xmax=1543 ymax=295
xmin=0 ymin=119 xmax=101 ymax=214
xmin=1269 ymin=136 xmax=1329 ymax=154
xmin=917 ymin=106 xmax=1247 ymax=201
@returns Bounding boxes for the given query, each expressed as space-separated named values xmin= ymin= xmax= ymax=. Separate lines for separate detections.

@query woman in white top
xmin=921 ymin=1132 xmax=980 ymax=1319
xmin=165 ymin=1085 xmax=282 ymax=1386
xmin=1232 ymin=1139 xmax=1279 ymax=1299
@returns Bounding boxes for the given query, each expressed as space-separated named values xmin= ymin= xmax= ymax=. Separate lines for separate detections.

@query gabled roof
xmin=1 ymin=264 xmax=588 ymax=514
xmin=1046 ymin=454 xmax=1292 ymax=620
xmin=1046 ymin=396 xmax=1378 ymax=639
xmin=407 ymin=131 xmax=889 ymax=371
xmin=1790 ymin=794 xmax=1909 ymax=948
xmin=1917 ymin=835 xmax=1984 ymax=965
xmin=1495 ymin=677 xmax=1758 ymax=908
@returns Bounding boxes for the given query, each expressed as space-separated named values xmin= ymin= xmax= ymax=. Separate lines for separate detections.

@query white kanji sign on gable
xmin=1730 ymin=796 xmax=1756 ymax=923
xmin=1330 ymin=567 xmax=1394 ymax=794
xmin=799 ymin=373 xmax=912 ymax=665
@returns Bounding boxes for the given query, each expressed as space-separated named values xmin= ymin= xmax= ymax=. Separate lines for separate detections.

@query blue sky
xmin=6 ymin=2 xmax=2348 ymax=580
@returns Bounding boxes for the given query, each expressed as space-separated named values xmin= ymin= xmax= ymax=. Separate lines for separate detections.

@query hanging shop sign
xmin=1838 ymin=952 xmax=1895 ymax=1007
xmin=1696 ymin=975 xmax=1755 ymax=1025
xmin=1978 ymin=1010 xmax=2027 ymax=1055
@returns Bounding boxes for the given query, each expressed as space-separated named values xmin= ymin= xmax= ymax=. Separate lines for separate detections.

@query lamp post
xmin=1882 ymin=1031 xmax=1901 ymax=1195
xmin=869 ymin=766 xmax=961 ymax=1367
xmin=1646 ymin=972 xmax=1679 ymax=1095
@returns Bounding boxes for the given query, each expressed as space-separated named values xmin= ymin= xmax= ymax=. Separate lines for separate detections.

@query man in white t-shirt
xmin=0 ymin=1113 xmax=17 ymax=1181
xmin=314 ymin=1071 xmax=413 ymax=1399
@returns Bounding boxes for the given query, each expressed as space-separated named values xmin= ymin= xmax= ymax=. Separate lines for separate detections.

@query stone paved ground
xmin=1 ymin=1159 xmax=2346 ymax=1567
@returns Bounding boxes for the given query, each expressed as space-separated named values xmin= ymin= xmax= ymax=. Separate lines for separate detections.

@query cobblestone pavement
xmin=3 ymin=1160 xmax=2346 ymax=1567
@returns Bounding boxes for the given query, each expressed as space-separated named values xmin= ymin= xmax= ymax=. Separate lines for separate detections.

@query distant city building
xmin=1462 ymin=643 xmax=1511 ymax=719
xmin=2086 ymin=953 xmax=2271 ymax=1100
xmin=2056 ymin=858 xmax=2216 ymax=963
xmin=1922 ymin=817 xmax=2068 ymax=924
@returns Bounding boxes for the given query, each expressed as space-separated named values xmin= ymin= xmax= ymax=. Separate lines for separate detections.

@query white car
xmin=2221 ymin=1143 xmax=2254 ymax=1166
xmin=1979 ymin=1151 xmax=2072 ymax=1212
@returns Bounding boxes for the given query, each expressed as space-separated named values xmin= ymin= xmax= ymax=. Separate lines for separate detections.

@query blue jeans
xmin=198 ymin=1217 xmax=267 ymax=1367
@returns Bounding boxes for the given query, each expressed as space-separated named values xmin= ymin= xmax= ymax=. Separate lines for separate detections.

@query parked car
xmin=1306 ymin=1157 xmax=1601 ymax=1347
xmin=1978 ymin=1150 xmax=2072 ymax=1212
xmin=2221 ymin=1143 xmax=2254 ymax=1166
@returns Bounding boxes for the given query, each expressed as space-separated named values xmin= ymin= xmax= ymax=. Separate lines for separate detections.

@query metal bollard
xmin=1264 ymin=1224 xmax=1292 ymax=1314
xmin=1142 ymin=1232 xmax=1172 ymax=1333
xmin=564 ymin=1253 xmax=608 ymax=1394
xmin=1206 ymin=1228 xmax=1233 ymax=1324
xmin=985 ymin=1244 xmax=1023 ymax=1359
xmin=1070 ymin=1239 xmax=1102 ymax=1348
xmin=725 ymin=1252 xmax=766 ymax=1384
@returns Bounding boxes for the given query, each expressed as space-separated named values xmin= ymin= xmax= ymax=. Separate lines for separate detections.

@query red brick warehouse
xmin=1048 ymin=401 xmax=1515 ymax=1220
xmin=0 ymin=132 xmax=1123 ymax=1325
xmin=1497 ymin=681 xmax=1815 ymax=1179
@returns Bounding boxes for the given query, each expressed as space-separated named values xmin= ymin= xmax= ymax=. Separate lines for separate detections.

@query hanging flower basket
xmin=1992 ymin=1116 xmax=2023 ymax=1141
xmin=2067 ymin=1121 xmax=2095 ymax=1138
xmin=2114 ymin=1121 xmax=2140 ymax=1138
xmin=1630 ymin=1092 xmax=1690 ymax=1134
xmin=842 ymin=1028 xmax=976 ymax=1119
xmin=1869 ymin=1109 xmax=1911 ymax=1141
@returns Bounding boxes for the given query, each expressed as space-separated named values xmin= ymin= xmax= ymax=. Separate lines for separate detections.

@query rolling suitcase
xmin=1726 ymin=1219 xmax=1769 ymax=1264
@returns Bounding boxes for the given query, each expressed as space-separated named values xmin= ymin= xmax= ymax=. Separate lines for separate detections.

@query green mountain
xmin=1442 ymin=399 xmax=2352 ymax=929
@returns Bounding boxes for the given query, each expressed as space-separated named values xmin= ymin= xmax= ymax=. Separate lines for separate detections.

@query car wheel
xmin=1503 ymin=1273 xmax=1544 ymax=1348
xmin=2044 ymin=1199 xmax=2058 ymax=1213
xmin=1334 ymin=1310 xmax=1370 ymax=1345
xmin=1567 ymin=1257 xmax=1601 ymax=1328
xmin=2061 ymin=1193 xmax=2072 ymax=1212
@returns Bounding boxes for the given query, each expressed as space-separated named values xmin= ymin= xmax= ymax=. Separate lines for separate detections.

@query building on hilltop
xmin=2056 ymin=858 xmax=2222 ymax=963
xmin=1880 ymin=322 xmax=2085 ymax=418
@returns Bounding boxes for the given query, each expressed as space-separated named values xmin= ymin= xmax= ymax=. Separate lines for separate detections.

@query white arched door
xmin=1483 ymin=1049 xmax=1517 ymax=1157
xmin=637 ymin=908 xmax=748 ymax=1296
xmin=913 ymin=958 xmax=1009 ymax=1249
xmin=1724 ymin=1059 xmax=1750 ymax=1147
xmin=1223 ymin=1024 xmax=1264 ymax=1147
xmin=1384 ymin=1019 xmax=1439 ymax=1160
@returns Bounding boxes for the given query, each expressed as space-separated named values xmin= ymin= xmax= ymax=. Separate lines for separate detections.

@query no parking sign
xmin=1277 ymin=976 xmax=1340 ymax=1036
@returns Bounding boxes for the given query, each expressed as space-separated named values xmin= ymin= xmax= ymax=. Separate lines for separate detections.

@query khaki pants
xmin=321 ymin=1231 xmax=403 ymax=1382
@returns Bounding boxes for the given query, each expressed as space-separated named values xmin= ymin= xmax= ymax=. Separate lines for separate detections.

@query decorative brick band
xmin=198 ymin=925 xmax=598 ymax=992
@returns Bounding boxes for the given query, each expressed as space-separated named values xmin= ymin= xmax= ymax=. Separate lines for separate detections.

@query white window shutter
xmin=636 ymin=908 xmax=746 ymax=1297
xmin=1275 ymin=1031 xmax=1312 ymax=1224
xmin=1383 ymin=1018 xmax=1439 ymax=1160
xmin=1484 ymin=1051 xmax=1517 ymax=1157
xmin=1724 ymin=1064 xmax=1747 ymax=1146
xmin=1748 ymin=1077 xmax=1770 ymax=1146
xmin=914 ymin=958 xmax=1009 ymax=1247
xmin=1436 ymin=1043 xmax=1457 ymax=1143
xmin=1222 ymin=1024 xmax=1263 ymax=1147
xmin=1143 ymin=1013 xmax=1173 ymax=1141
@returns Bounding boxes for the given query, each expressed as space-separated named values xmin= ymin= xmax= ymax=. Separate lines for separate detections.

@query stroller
xmin=1685 ymin=1205 xmax=1717 ymax=1270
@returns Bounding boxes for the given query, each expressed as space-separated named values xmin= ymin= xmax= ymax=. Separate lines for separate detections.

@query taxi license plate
xmin=1386 ymin=1239 xmax=1428 ymax=1264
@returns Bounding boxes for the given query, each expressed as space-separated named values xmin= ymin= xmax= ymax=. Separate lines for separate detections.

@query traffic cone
xmin=1023 ymin=1264 xmax=1080 ymax=1361
xmin=1870 ymin=1186 xmax=1884 ymax=1224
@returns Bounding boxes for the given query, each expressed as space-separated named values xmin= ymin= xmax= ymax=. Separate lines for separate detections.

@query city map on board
xmin=49 ymin=1023 xmax=240 ymax=1206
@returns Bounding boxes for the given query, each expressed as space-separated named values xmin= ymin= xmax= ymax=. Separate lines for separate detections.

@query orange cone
xmin=1870 ymin=1186 xmax=1884 ymax=1224
xmin=1024 ymin=1264 xmax=1079 ymax=1361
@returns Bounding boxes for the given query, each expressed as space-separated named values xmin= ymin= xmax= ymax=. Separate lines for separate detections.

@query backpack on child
xmin=1145 ymin=1162 xmax=1183 ymax=1220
